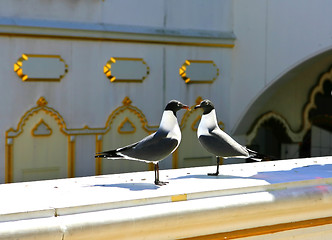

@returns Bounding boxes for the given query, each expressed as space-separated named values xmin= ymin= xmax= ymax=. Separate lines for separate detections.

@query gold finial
xmin=122 ymin=96 xmax=132 ymax=106
xmin=36 ymin=97 xmax=48 ymax=106
xmin=195 ymin=96 xmax=203 ymax=105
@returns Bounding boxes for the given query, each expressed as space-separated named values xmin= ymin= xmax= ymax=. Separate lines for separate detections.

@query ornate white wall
xmin=0 ymin=0 xmax=332 ymax=183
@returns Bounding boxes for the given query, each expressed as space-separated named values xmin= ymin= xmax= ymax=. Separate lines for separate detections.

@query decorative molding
xmin=0 ymin=17 xmax=236 ymax=48
xmin=179 ymin=60 xmax=219 ymax=84
xmin=4 ymin=96 xmax=161 ymax=182
xmin=191 ymin=116 xmax=201 ymax=131
xmin=6 ymin=97 xmax=67 ymax=138
xmin=180 ymin=97 xmax=203 ymax=129
xmin=95 ymin=135 xmax=103 ymax=176
xmin=67 ymin=136 xmax=75 ymax=178
xmin=97 ymin=96 xmax=158 ymax=174
xmin=14 ymin=54 xmax=68 ymax=82
xmin=302 ymin=67 xmax=332 ymax=133
xmin=247 ymin=67 xmax=332 ymax=144
xmin=31 ymin=119 xmax=52 ymax=137
xmin=104 ymin=96 xmax=157 ymax=134
xmin=247 ymin=111 xmax=298 ymax=145
xmin=104 ymin=57 xmax=149 ymax=83
xmin=118 ymin=117 xmax=136 ymax=134
xmin=5 ymin=97 xmax=73 ymax=183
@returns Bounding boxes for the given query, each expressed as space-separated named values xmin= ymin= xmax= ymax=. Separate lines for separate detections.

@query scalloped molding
xmin=5 ymin=97 xmax=74 ymax=183
xmin=5 ymin=96 xmax=159 ymax=182
xmin=247 ymin=67 xmax=332 ymax=144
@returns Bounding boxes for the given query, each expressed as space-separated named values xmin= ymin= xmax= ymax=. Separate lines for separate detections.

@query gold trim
xmin=5 ymin=97 xmax=73 ymax=183
xmin=118 ymin=117 xmax=136 ymax=134
xmin=31 ymin=119 xmax=53 ymax=137
xmin=97 ymin=97 xmax=157 ymax=174
xmin=6 ymin=97 xmax=67 ymax=138
xmin=0 ymin=32 xmax=235 ymax=48
xmin=67 ymin=136 xmax=75 ymax=178
xmin=5 ymin=96 xmax=158 ymax=182
xmin=36 ymin=97 xmax=48 ymax=106
xmin=104 ymin=97 xmax=155 ymax=134
xmin=103 ymin=57 xmax=150 ymax=83
xmin=179 ymin=60 xmax=219 ymax=84
xmin=247 ymin=67 xmax=332 ymax=144
xmin=247 ymin=111 xmax=295 ymax=144
xmin=301 ymin=66 xmax=332 ymax=133
xmin=95 ymin=135 xmax=103 ymax=176
xmin=191 ymin=116 xmax=201 ymax=131
xmin=180 ymin=96 xmax=224 ymax=131
xmin=172 ymin=149 xmax=179 ymax=169
xmin=180 ymin=97 xmax=203 ymax=129
xmin=13 ymin=54 xmax=68 ymax=82
xmin=181 ymin=216 xmax=332 ymax=240
xmin=5 ymin=140 xmax=13 ymax=183
xmin=171 ymin=194 xmax=187 ymax=202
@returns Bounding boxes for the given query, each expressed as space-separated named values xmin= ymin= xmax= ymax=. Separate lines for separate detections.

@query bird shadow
xmin=90 ymin=182 xmax=160 ymax=191
xmin=170 ymin=174 xmax=239 ymax=181
xmin=87 ymin=164 xmax=332 ymax=191
xmin=171 ymin=164 xmax=332 ymax=184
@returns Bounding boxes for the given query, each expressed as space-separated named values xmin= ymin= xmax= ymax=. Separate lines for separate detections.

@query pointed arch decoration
xmin=118 ymin=117 xmax=136 ymax=134
xmin=95 ymin=97 xmax=158 ymax=175
xmin=31 ymin=119 xmax=53 ymax=137
xmin=247 ymin=67 xmax=332 ymax=144
xmin=5 ymin=97 xmax=75 ymax=183
xmin=5 ymin=96 xmax=160 ymax=183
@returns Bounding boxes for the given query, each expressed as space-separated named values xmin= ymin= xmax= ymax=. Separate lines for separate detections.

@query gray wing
xmin=119 ymin=131 xmax=179 ymax=161
xmin=198 ymin=128 xmax=249 ymax=158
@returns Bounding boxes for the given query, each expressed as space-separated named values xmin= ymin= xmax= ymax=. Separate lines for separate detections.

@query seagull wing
xmin=120 ymin=130 xmax=179 ymax=162
xmin=199 ymin=127 xmax=249 ymax=158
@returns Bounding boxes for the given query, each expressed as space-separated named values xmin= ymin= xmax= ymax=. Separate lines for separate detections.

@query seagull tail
xmin=246 ymin=148 xmax=275 ymax=162
xmin=95 ymin=150 xmax=122 ymax=159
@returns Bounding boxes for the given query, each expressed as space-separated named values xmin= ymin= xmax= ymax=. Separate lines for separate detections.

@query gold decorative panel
xmin=179 ymin=60 xmax=219 ymax=84
xmin=5 ymin=97 xmax=74 ymax=183
xmin=118 ymin=117 xmax=136 ymax=134
xmin=103 ymin=57 xmax=150 ymax=82
xmin=98 ymin=96 xmax=156 ymax=175
xmin=14 ymin=54 xmax=68 ymax=82
xmin=32 ymin=119 xmax=52 ymax=137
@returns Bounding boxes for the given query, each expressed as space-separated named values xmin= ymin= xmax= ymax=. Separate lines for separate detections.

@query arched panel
xmin=233 ymin=48 xmax=332 ymax=141
xmin=97 ymin=97 xmax=156 ymax=175
xmin=5 ymin=97 xmax=73 ymax=183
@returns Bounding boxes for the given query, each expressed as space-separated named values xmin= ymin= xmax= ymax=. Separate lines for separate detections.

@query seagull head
xmin=165 ymin=100 xmax=189 ymax=114
xmin=194 ymin=99 xmax=215 ymax=114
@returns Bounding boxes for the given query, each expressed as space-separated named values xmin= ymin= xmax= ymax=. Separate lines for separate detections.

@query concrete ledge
xmin=1 ymin=156 xmax=332 ymax=239
xmin=0 ymin=17 xmax=235 ymax=47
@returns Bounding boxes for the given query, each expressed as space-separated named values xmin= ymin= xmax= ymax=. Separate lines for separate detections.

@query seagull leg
xmin=208 ymin=157 xmax=220 ymax=176
xmin=154 ymin=162 xmax=168 ymax=185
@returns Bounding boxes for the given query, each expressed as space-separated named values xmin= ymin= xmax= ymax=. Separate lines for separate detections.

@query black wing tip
xmin=246 ymin=150 xmax=277 ymax=162
xmin=95 ymin=150 xmax=118 ymax=158
xmin=95 ymin=153 xmax=106 ymax=158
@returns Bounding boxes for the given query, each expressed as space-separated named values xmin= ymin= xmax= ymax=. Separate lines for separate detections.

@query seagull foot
xmin=154 ymin=180 xmax=169 ymax=186
xmin=207 ymin=172 xmax=219 ymax=176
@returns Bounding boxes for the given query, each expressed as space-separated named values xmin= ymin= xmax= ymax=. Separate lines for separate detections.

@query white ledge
xmin=1 ymin=156 xmax=332 ymax=239
xmin=0 ymin=17 xmax=235 ymax=47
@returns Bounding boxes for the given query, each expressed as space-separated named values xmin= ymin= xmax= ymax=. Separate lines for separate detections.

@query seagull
xmin=194 ymin=99 xmax=269 ymax=176
xmin=95 ymin=100 xmax=189 ymax=185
